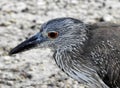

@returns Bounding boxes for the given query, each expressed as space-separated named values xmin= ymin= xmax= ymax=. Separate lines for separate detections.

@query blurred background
xmin=0 ymin=0 xmax=120 ymax=88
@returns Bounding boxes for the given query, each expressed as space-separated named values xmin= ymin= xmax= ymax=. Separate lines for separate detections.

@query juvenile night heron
xmin=9 ymin=17 xmax=120 ymax=88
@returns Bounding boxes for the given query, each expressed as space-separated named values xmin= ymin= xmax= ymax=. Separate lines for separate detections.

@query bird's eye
xmin=48 ymin=31 xmax=58 ymax=39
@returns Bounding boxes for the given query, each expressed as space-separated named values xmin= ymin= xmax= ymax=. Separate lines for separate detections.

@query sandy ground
xmin=0 ymin=0 xmax=120 ymax=88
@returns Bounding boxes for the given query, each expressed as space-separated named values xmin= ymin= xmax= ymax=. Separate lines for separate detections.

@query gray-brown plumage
xmin=9 ymin=17 xmax=120 ymax=88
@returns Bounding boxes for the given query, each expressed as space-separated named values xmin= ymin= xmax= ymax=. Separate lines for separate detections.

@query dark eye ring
xmin=48 ymin=31 xmax=58 ymax=39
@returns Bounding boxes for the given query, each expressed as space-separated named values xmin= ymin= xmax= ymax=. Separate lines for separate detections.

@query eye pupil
xmin=48 ymin=32 xmax=58 ymax=39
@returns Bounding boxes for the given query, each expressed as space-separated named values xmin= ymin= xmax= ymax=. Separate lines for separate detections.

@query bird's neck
xmin=53 ymin=39 xmax=109 ymax=88
xmin=54 ymin=43 xmax=94 ymax=71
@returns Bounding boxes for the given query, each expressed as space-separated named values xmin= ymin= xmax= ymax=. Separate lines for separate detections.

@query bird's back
xmin=85 ymin=23 xmax=120 ymax=88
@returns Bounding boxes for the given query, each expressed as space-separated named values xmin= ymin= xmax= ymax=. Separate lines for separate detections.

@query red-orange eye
xmin=48 ymin=31 xmax=58 ymax=39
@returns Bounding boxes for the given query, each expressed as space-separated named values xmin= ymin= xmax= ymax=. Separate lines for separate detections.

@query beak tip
xmin=9 ymin=48 xmax=19 ymax=55
xmin=9 ymin=50 xmax=15 ymax=55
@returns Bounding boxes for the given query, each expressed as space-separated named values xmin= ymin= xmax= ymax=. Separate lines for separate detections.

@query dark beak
xmin=9 ymin=33 xmax=44 ymax=55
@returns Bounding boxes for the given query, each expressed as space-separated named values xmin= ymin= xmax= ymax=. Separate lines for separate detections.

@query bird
xmin=9 ymin=17 xmax=120 ymax=88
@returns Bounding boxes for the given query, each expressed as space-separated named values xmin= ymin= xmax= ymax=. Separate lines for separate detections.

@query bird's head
xmin=9 ymin=17 xmax=88 ymax=55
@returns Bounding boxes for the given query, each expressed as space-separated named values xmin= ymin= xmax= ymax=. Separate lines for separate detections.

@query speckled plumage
xmin=85 ymin=24 xmax=120 ymax=88
xmin=9 ymin=17 xmax=120 ymax=88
